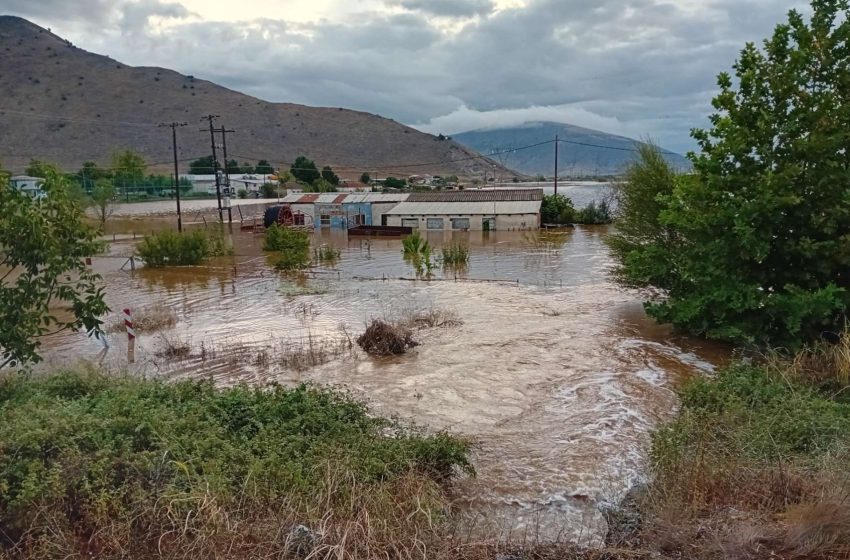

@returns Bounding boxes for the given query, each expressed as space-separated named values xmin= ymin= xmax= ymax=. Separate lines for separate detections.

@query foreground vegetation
xmin=0 ymin=370 xmax=472 ymax=559
xmin=263 ymin=225 xmax=312 ymax=271
xmin=627 ymin=335 xmax=850 ymax=559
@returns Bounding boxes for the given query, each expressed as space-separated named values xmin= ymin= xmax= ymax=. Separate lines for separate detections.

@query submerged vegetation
xmin=313 ymin=244 xmax=341 ymax=264
xmin=402 ymin=231 xmax=434 ymax=277
xmin=440 ymin=242 xmax=470 ymax=267
xmin=264 ymin=224 xmax=311 ymax=271
xmin=136 ymin=227 xmax=232 ymax=267
xmin=541 ymin=193 xmax=614 ymax=226
xmin=0 ymin=370 xmax=472 ymax=558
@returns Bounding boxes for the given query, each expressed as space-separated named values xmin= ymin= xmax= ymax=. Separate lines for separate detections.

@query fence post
xmin=124 ymin=308 xmax=136 ymax=363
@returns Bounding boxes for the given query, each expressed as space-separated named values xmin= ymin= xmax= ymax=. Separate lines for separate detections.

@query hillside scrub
xmin=136 ymin=228 xmax=232 ymax=267
xmin=633 ymin=342 xmax=850 ymax=559
xmin=606 ymin=1 xmax=850 ymax=348
xmin=264 ymin=224 xmax=311 ymax=271
xmin=0 ymin=369 xmax=472 ymax=558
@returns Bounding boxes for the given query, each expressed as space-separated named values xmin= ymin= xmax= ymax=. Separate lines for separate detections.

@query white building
xmin=383 ymin=189 xmax=542 ymax=231
xmin=9 ymin=175 xmax=46 ymax=199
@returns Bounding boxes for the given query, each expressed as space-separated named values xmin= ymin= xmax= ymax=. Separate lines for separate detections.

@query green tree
xmin=321 ymin=165 xmax=340 ymax=185
xmin=608 ymin=1 xmax=850 ymax=347
xmin=77 ymin=161 xmax=111 ymax=192
xmin=90 ymin=178 xmax=116 ymax=226
xmin=360 ymin=172 xmax=371 ymax=184
xmin=0 ymin=168 xmax=108 ymax=367
xmin=255 ymin=160 xmax=274 ymax=175
xmin=225 ymin=159 xmax=241 ymax=175
xmin=112 ymin=150 xmax=146 ymax=198
xmin=540 ymin=194 xmax=576 ymax=224
xmin=383 ymin=176 xmax=407 ymax=190
xmin=291 ymin=156 xmax=320 ymax=184
xmin=240 ymin=161 xmax=255 ymax=174
xmin=189 ymin=156 xmax=216 ymax=175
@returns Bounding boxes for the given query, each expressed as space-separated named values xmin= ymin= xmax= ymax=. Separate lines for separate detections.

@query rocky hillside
xmin=453 ymin=121 xmax=691 ymax=177
xmin=0 ymin=16 xmax=510 ymax=179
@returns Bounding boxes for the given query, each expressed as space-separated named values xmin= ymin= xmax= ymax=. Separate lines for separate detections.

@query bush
xmin=264 ymin=224 xmax=311 ymax=271
xmin=136 ymin=230 xmax=208 ymax=266
xmin=0 ymin=370 xmax=472 ymax=556
xmin=402 ymin=231 xmax=433 ymax=276
xmin=575 ymin=200 xmax=613 ymax=225
xmin=540 ymin=193 xmax=576 ymax=224
xmin=237 ymin=189 xmax=247 ymax=199
xmin=259 ymin=182 xmax=279 ymax=198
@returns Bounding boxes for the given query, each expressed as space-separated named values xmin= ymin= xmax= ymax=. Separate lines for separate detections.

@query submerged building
xmin=383 ymin=190 xmax=543 ymax=231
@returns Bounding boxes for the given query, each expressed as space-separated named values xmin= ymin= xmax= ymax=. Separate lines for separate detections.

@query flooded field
xmin=36 ymin=200 xmax=728 ymax=544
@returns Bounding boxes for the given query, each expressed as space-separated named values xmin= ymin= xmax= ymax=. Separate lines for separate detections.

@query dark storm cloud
xmin=4 ymin=0 xmax=812 ymax=152
xmin=389 ymin=0 xmax=496 ymax=18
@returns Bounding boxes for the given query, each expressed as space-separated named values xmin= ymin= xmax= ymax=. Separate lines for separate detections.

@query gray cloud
xmin=3 ymin=0 xmax=811 ymax=152
xmin=389 ymin=0 xmax=495 ymax=17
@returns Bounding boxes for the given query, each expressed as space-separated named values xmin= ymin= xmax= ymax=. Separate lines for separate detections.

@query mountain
xmin=0 ymin=16 xmax=511 ymax=179
xmin=452 ymin=122 xmax=690 ymax=178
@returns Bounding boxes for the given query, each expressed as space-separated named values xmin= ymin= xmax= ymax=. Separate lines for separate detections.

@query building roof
xmin=280 ymin=193 xmax=411 ymax=204
xmin=406 ymin=189 xmax=544 ymax=202
xmin=385 ymin=200 xmax=541 ymax=216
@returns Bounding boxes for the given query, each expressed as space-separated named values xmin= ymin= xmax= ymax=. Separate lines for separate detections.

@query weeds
xmin=0 ymin=370 xmax=473 ymax=558
xmin=136 ymin=230 xmax=210 ymax=266
xmin=314 ymin=245 xmax=341 ymax=264
xmin=156 ymin=333 xmax=191 ymax=359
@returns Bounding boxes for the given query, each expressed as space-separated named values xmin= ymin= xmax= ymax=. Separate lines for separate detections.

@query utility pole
xmin=554 ymin=135 xmax=559 ymax=195
xmin=216 ymin=126 xmax=236 ymax=224
xmin=201 ymin=114 xmax=223 ymax=221
xmin=160 ymin=122 xmax=187 ymax=232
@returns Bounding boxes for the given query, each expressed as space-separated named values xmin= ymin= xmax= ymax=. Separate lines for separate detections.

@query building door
xmin=483 ymin=217 xmax=496 ymax=231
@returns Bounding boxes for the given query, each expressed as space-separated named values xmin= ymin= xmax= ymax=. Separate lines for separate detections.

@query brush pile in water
xmin=357 ymin=320 xmax=418 ymax=356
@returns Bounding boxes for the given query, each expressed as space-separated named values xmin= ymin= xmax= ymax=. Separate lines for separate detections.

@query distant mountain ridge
xmin=452 ymin=122 xmax=690 ymax=177
xmin=0 ymin=16 xmax=512 ymax=179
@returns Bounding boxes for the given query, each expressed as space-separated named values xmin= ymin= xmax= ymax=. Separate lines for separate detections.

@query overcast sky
xmin=4 ymin=0 xmax=807 ymax=152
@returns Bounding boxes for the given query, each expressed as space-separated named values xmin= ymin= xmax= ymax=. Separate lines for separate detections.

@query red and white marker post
xmin=124 ymin=308 xmax=136 ymax=363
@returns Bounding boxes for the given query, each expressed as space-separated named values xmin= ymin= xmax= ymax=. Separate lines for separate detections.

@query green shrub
xmin=237 ymin=189 xmax=247 ymax=199
xmin=259 ymin=182 xmax=279 ymax=198
xmin=540 ymin=193 xmax=576 ymax=224
xmin=0 ymin=370 xmax=473 ymax=554
xmin=264 ymin=224 xmax=311 ymax=271
xmin=136 ymin=230 xmax=209 ymax=266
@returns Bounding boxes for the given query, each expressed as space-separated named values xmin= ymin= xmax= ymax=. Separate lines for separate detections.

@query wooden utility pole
xmin=201 ymin=115 xmax=223 ymax=221
xmin=216 ymin=126 xmax=236 ymax=224
xmin=160 ymin=122 xmax=187 ymax=231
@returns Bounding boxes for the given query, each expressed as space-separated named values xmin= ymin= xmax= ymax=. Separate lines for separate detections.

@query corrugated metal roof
xmin=406 ymin=189 xmax=544 ymax=202
xmin=343 ymin=193 xmax=410 ymax=203
xmin=280 ymin=193 xmax=411 ymax=204
xmin=385 ymin=200 xmax=541 ymax=215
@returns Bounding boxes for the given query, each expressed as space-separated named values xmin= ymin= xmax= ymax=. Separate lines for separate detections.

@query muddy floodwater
xmin=37 ymin=199 xmax=728 ymax=544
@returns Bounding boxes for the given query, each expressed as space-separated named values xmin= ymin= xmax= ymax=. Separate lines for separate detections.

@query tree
xmin=383 ymin=177 xmax=407 ymax=190
xmin=302 ymin=179 xmax=338 ymax=193
xmin=255 ymin=160 xmax=274 ymax=175
xmin=112 ymin=150 xmax=146 ymax=193
xmin=291 ymin=156 xmax=320 ymax=184
xmin=25 ymin=159 xmax=52 ymax=178
xmin=321 ymin=165 xmax=340 ymax=185
xmin=540 ymin=194 xmax=576 ymax=224
xmin=78 ymin=161 xmax=111 ymax=192
xmin=225 ymin=159 xmax=241 ymax=175
xmin=0 ymin=167 xmax=109 ymax=367
xmin=240 ymin=162 xmax=255 ymax=174
xmin=607 ymin=1 xmax=850 ymax=348
xmin=189 ymin=156 xmax=216 ymax=175
xmin=90 ymin=178 xmax=116 ymax=226
xmin=360 ymin=172 xmax=371 ymax=184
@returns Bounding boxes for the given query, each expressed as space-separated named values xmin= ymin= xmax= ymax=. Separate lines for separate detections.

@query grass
xmin=0 ymin=369 xmax=473 ymax=559
xmin=106 ymin=302 xmax=176 ymax=334
xmin=264 ymin=225 xmax=311 ymax=271
xmin=633 ymin=338 xmax=850 ymax=559
xmin=313 ymin=245 xmax=341 ymax=264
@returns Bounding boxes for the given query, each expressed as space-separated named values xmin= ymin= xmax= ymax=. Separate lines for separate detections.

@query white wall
xmin=385 ymin=214 xmax=538 ymax=231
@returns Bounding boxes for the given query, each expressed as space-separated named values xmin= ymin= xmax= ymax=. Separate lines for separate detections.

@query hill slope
xmin=452 ymin=122 xmax=690 ymax=177
xmin=0 ymin=16 xmax=508 ymax=179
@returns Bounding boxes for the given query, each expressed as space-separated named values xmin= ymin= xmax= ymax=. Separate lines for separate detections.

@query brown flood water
xmin=36 ymin=222 xmax=729 ymax=545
